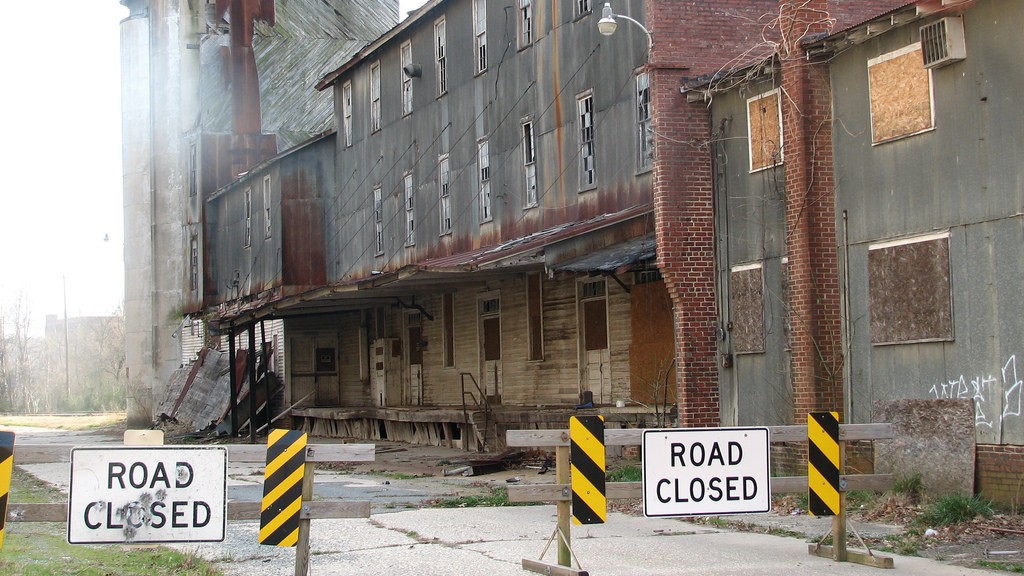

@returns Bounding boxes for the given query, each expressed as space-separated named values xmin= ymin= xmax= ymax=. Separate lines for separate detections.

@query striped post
xmin=0 ymin=431 xmax=13 ymax=549
xmin=570 ymin=415 xmax=606 ymax=525
xmin=259 ymin=429 xmax=308 ymax=547
xmin=808 ymin=412 xmax=841 ymax=516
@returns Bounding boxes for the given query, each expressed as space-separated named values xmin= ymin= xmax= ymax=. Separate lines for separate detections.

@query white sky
xmin=0 ymin=1 xmax=428 ymax=335
xmin=0 ymin=2 xmax=127 ymax=334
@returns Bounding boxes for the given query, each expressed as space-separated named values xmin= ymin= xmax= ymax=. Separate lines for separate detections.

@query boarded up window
xmin=869 ymin=233 xmax=952 ymax=344
xmin=747 ymin=89 xmax=783 ymax=172
xmin=527 ymin=273 xmax=543 ymax=361
xmin=868 ymin=44 xmax=934 ymax=144
xmin=731 ymin=263 xmax=765 ymax=353
xmin=443 ymin=293 xmax=455 ymax=367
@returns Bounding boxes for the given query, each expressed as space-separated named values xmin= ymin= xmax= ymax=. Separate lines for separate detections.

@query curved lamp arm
xmin=598 ymin=2 xmax=653 ymax=51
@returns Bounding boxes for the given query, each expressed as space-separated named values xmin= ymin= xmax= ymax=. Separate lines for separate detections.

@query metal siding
xmin=836 ymin=1 xmax=1024 ymax=444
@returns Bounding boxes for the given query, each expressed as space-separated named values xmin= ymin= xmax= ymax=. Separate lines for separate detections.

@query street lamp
xmin=598 ymin=2 xmax=652 ymax=51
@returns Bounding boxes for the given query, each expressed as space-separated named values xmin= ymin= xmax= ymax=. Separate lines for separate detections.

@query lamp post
xmin=598 ymin=2 xmax=652 ymax=51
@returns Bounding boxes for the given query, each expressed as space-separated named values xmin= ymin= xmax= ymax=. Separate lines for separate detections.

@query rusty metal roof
xmin=211 ymin=203 xmax=654 ymax=327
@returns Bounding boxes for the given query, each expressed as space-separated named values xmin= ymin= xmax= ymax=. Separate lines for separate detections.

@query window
xmin=243 ymin=187 xmax=252 ymax=247
xmin=474 ymin=0 xmax=487 ymax=73
xmin=478 ymin=140 xmax=492 ymax=222
xmin=370 ymin=61 xmax=381 ymax=132
xmin=522 ymin=120 xmax=537 ymax=207
xmin=262 ymin=175 xmax=272 ymax=238
xmin=435 ymin=17 xmax=447 ymax=96
xmin=636 ymin=71 xmax=652 ymax=171
xmin=188 ymin=142 xmax=198 ymax=197
xmin=869 ymin=232 xmax=952 ymax=344
xmin=443 ymin=293 xmax=455 ymax=367
xmin=577 ymin=92 xmax=596 ymax=189
xmin=519 ymin=0 xmax=533 ymax=48
xmin=747 ymin=89 xmax=783 ymax=172
xmin=189 ymin=236 xmax=199 ymax=291
xmin=868 ymin=43 xmax=934 ymax=144
xmin=575 ymin=0 xmax=592 ymax=18
xmin=439 ymin=154 xmax=451 ymax=234
xmin=730 ymin=263 xmax=765 ymax=354
xmin=401 ymin=41 xmax=413 ymax=116
xmin=373 ymin=186 xmax=384 ymax=255
xmin=527 ymin=273 xmax=543 ymax=360
xmin=404 ymin=172 xmax=415 ymax=246
xmin=342 ymin=81 xmax=353 ymax=147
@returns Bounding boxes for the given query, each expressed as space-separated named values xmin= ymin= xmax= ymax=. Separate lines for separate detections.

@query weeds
xmin=920 ymin=493 xmax=993 ymax=526
xmin=607 ymin=465 xmax=642 ymax=483
xmin=976 ymin=559 xmax=1024 ymax=573
xmin=429 ymin=487 xmax=535 ymax=508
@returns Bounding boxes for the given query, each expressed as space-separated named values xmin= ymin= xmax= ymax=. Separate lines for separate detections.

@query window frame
xmin=435 ymin=17 xmax=448 ymax=96
xmin=262 ymin=174 xmax=272 ymax=239
xmin=401 ymin=41 xmax=414 ymax=116
xmin=439 ymin=154 xmax=451 ymax=235
xmin=474 ymin=0 xmax=488 ymax=74
xmin=243 ymin=187 xmax=252 ymax=248
xmin=577 ymin=91 xmax=596 ymax=190
xmin=478 ymin=139 xmax=492 ymax=223
xmin=370 ymin=60 xmax=382 ymax=133
xmin=518 ymin=0 xmax=533 ymax=49
xmin=404 ymin=171 xmax=415 ymax=246
xmin=575 ymin=0 xmax=592 ymax=20
xmin=373 ymin=185 xmax=384 ymax=256
xmin=342 ymin=81 xmax=353 ymax=147
xmin=636 ymin=70 xmax=652 ymax=172
xmin=522 ymin=119 xmax=538 ymax=208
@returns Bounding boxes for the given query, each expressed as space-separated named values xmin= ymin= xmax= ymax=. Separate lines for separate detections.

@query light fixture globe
xmin=598 ymin=2 xmax=617 ymax=36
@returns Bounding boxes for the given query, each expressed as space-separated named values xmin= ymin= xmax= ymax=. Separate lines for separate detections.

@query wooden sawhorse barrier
xmin=505 ymin=423 xmax=895 ymax=574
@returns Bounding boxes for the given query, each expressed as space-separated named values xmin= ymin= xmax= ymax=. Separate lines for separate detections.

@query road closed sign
xmin=642 ymin=427 xmax=770 ymax=517
xmin=68 ymin=446 xmax=227 ymax=544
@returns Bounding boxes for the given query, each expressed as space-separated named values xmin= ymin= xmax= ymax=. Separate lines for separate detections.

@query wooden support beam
xmin=11 ymin=443 xmax=375 ymax=465
xmin=523 ymin=559 xmax=589 ymax=576
xmin=809 ymin=545 xmax=894 ymax=569
xmin=506 ymin=423 xmax=892 ymax=448
xmin=8 ymin=500 xmax=371 ymax=523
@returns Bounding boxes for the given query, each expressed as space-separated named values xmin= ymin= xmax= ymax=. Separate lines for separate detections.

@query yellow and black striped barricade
xmin=570 ymin=415 xmax=606 ymax=525
xmin=0 ymin=431 xmax=14 ymax=550
xmin=260 ymin=429 xmax=308 ymax=547
xmin=808 ymin=411 xmax=840 ymax=516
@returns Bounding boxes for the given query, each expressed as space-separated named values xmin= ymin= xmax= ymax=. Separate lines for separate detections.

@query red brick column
xmin=779 ymin=0 xmax=843 ymax=418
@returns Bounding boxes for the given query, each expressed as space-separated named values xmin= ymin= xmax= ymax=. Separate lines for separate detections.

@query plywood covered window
xmin=747 ymin=89 xmax=782 ymax=172
xmin=481 ymin=297 xmax=501 ymax=362
xmin=730 ymin=263 xmax=765 ymax=354
xmin=869 ymin=232 xmax=952 ymax=344
xmin=868 ymin=43 xmax=934 ymax=144
xmin=527 ymin=273 xmax=543 ymax=361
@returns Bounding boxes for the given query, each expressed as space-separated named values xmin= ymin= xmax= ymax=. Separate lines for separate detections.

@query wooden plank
xmin=808 ymin=545 xmax=894 ymax=568
xmin=12 ymin=445 xmax=73 ymax=464
xmin=508 ymin=474 xmax=893 ymax=503
xmin=507 ymin=424 xmax=892 ymax=448
xmin=8 ymin=501 xmax=371 ymax=523
xmin=227 ymin=443 xmax=374 ymax=463
xmin=523 ymin=559 xmax=589 ymax=576
xmin=7 ymin=502 xmax=67 ymax=522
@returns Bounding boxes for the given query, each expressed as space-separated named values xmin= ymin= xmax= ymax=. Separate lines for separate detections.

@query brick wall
xmin=779 ymin=0 xmax=844 ymax=417
xmin=646 ymin=0 xmax=776 ymax=427
xmin=977 ymin=444 xmax=1024 ymax=508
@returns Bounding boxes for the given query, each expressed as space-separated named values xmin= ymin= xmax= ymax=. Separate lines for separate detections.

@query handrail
xmin=460 ymin=372 xmax=494 ymax=450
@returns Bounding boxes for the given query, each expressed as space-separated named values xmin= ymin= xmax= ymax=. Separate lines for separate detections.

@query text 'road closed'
xmin=642 ymin=428 xmax=771 ymax=517
xmin=68 ymin=447 xmax=227 ymax=544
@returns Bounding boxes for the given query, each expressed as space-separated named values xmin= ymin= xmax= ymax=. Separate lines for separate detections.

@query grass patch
xmin=11 ymin=466 xmax=65 ymax=504
xmin=977 ymin=559 xmax=1024 ymax=573
xmin=429 ymin=487 xmax=533 ymax=508
xmin=920 ymin=493 xmax=993 ymax=526
xmin=607 ymin=464 xmax=642 ymax=483
xmin=0 ymin=524 xmax=223 ymax=576
xmin=893 ymin=474 xmax=925 ymax=502
xmin=0 ymin=413 xmax=125 ymax=431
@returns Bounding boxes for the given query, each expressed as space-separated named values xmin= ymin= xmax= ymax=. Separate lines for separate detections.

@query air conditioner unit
xmin=920 ymin=16 xmax=966 ymax=69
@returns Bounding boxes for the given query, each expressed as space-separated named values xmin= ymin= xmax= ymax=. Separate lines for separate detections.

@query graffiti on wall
xmin=928 ymin=355 xmax=1022 ymax=428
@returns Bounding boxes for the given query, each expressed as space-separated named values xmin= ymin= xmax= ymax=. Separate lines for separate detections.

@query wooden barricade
xmin=506 ymin=423 xmax=895 ymax=573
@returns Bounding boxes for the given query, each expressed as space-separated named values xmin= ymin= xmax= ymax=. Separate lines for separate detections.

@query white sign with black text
xmin=642 ymin=427 xmax=771 ymax=517
xmin=68 ymin=446 xmax=227 ymax=544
